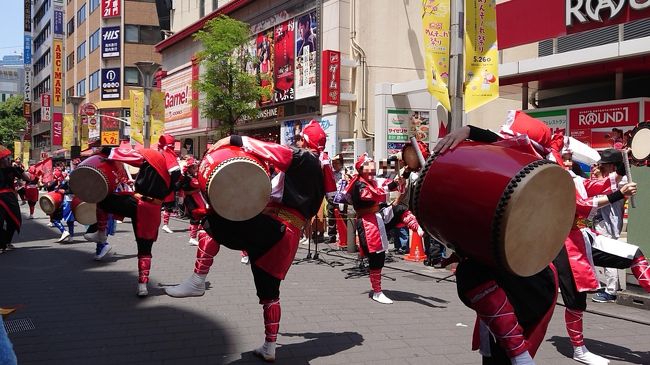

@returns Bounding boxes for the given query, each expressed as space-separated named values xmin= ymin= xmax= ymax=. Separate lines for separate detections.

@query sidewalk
xmin=1 ymin=205 xmax=649 ymax=364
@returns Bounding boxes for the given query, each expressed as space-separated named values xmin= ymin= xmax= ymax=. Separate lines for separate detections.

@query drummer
xmin=0 ymin=145 xmax=32 ymax=253
xmin=84 ymin=135 xmax=181 ymax=297
xmin=433 ymin=116 xmax=560 ymax=365
xmin=24 ymin=166 xmax=41 ymax=219
xmin=165 ymin=121 xmax=336 ymax=362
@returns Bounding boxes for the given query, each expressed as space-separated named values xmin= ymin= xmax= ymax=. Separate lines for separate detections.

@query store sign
xmin=101 ymin=68 xmax=121 ymax=100
xmin=52 ymin=113 xmax=63 ymax=146
xmin=24 ymin=0 xmax=30 ymax=32
xmin=100 ymin=110 xmax=120 ymax=146
xmin=53 ymin=40 xmax=63 ymax=106
xmin=161 ymin=67 xmax=193 ymax=133
xmin=102 ymin=0 xmax=120 ymax=18
xmin=525 ymin=109 xmax=568 ymax=135
xmin=321 ymin=50 xmax=340 ymax=106
xmin=386 ymin=109 xmax=432 ymax=155
xmin=101 ymin=27 xmax=120 ymax=58
xmin=23 ymin=35 xmax=31 ymax=64
xmin=23 ymin=66 xmax=31 ymax=103
xmin=41 ymin=94 xmax=51 ymax=122
xmin=566 ymin=0 xmax=650 ymax=26
xmin=53 ymin=9 xmax=64 ymax=37
xmin=569 ymin=102 xmax=639 ymax=129
xmin=23 ymin=102 xmax=31 ymax=118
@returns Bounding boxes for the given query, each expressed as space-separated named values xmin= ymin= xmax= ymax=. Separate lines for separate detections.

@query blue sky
xmin=0 ymin=1 xmax=25 ymax=58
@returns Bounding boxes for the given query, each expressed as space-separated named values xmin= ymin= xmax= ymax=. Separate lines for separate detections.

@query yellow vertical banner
xmin=14 ymin=141 xmax=21 ymax=158
xmin=62 ymin=114 xmax=74 ymax=150
xmin=22 ymin=141 xmax=30 ymax=163
xmin=464 ymin=0 xmax=499 ymax=113
xmin=130 ymin=90 xmax=144 ymax=145
xmin=81 ymin=123 xmax=89 ymax=151
xmin=422 ymin=1 xmax=451 ymax=112
xmin=150 ymin=91 xmax=165 ymax=146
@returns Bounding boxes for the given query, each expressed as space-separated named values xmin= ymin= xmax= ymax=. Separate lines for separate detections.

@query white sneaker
xmin=241 ymin=256 xmax=249 ymax=264
xmin=253 ymin=341 xmax=276 ymax=362
xmin=165 ymin=273 xmax=207 ymax=298
xmin=84 ymin=231 xmax=107 ymax=244
xmin=6 ymin=244 xmax=15 ymax=250
xmin=510 ymin=351 xmax=535 ymax=365
xmin=372 ymin=291 xmax=393 ymax=304
xmin=95 ymin=244 xmax=112 ymax=261
xmin=137 ymin=283 xmax=149 ymax=297
xmin=300 ymin=237 xmax=309 ymax=245
xmin=28 ymin=215 xmax=33 ymax=219
xmin=188 ymin=238 xmax=199 ymax=246
xmin=116 ymin=220 xmax=122 ymax=224
xmin=56 ymin=231 xmax=70 ymax=243
xmin=161 ymin=225 xmax=173 ymax=234
xmin=47 ymin=222 xmax=54 ymax=227
xmin=573 ymin=346 xmax=610 ymax=365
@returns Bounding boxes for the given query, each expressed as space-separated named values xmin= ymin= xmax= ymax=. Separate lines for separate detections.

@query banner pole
xmin=448 ymin=0 xmax=465 ymax=132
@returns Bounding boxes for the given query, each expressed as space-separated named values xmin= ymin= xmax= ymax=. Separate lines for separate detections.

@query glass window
xmin=77 ymin=41 xmax=86 ymax=63
xmin=125 ymin=25 xmax=139 ymax=43
xmin=67 ymin=18 xmax=75 ymax=36
xmin=90 ymin=0 xmax=100 ymax=13
xmin=76 ymin=79 xmax=86 ymax=96
xmin=140 ymin=25 xmax=163 ymax=45
xmin=89 ymin=29 xmax=100 ymax=53
xmin=66 ymin=52 xmax=75 ymax=71
xmin=89 ymin=70 xmax=100 ymax=91
xmin=77 ymin=4 xmax=86 ymax=26
xmin=124 ymin=67 xmax=141 ymax=85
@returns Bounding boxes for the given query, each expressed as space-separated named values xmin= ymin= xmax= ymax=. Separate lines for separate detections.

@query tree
xmin=0 ymin=95 xmax=27 ymax=152
xmin=194 ymin=15 xmax=269 ymax=135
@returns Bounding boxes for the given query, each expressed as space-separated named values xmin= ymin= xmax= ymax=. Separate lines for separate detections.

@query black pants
xmin=99 ymin=194 xmax=153 ymax=256
xmin=0 ymin=215 xmax=16 ymax=250
xmin=367 ymin=251 xmax=385 ymax=270
xmin=327 ymin=201 xmax=346 ymax=239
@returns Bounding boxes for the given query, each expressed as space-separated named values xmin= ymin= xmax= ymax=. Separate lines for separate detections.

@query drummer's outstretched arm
xmin=101 ymin=147 xmax=145 ymax=168
xmin=229 ymin=135 xmax=294 ymax=172
xmin=433 ymin=125 xmax=500 ymax=154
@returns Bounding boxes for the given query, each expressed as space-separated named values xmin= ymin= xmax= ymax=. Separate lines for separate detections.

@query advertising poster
xmin=421 ymin=1 xmax=451 ymax=111
xmin=129 ymin=90 xmax=144 ymax=145
xmin=386 ymin=109 xmax=431 ymax=155
xmin=52 ymin=113 xmax=63 ymax=146
xmin=273 ymin=19 xmax=295 ymax=103
xmin=62 ymin=114 xmax=73 ymax=150
xmin=87 ymin=116 xmax=100 ymax=145
xmin=257 ymin=30 xmax=275 ymax=106
xmin=320 ymin=115 xmax=338 ymax=155
xmin=464 ymin=0 xmax=499 ymax=112
xmin=101 ymin=27 xmax=121 ymax=58
xmin=294 ymin=11 xmax=318 ymax=100
xmin=53 ymin=40 xmax=63 ymax=106
xmin=161 ymin=67 xmax=193 ymax=133
xmin=569 ymin=102 xmax=639 ymax=148
xmin=525 ymin=109 xmax=568 ymax=135
xmin=281 ymin=119 xmax=309 ymax=147
xmin=100 ymin=110 xmax=119 ymax=146
xmin=101 ymin=68 xmax=121 ymax=100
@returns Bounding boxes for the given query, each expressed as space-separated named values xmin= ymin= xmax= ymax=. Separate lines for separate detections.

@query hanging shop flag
xmin=321 ymin=50 xmax=340 ymax=106
xmin=421 ymin=0 xmax=451 ymax=112
xmin=464 ymin=0 xmax=499 ymax=113
xmin=150 ymin=91 xmax=165 ymax=147
xmin=52 ymin=113 xmax=63 ymax=146
xmin=62 ymin=114 xmax=73 ymax=150
xmin=129 ymin=90 xmax=144 ymax=145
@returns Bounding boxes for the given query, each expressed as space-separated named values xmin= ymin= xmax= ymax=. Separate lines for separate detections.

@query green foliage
xmin=0 ymin=95 xmax=27 ymax=151
xmin=194 ymin=15 xmax=269 ymax=135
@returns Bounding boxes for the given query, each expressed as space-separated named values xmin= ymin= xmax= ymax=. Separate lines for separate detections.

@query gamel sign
xmin=161 ymin=67 xmax=193 ymax=133
xmin=53 ymin=40 xmax=63 ymax=106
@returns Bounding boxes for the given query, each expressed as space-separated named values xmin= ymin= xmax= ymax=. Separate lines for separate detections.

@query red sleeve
xmin=582 ymin=173 xmax=616 ymax=197
xmin=108 ymin=148 xmax=144 ymax=168
xmin=189 ymin=177 xmax=200 ymax=190
xmin=241 ymin=136 xmax=294 ymax=172
xmin=320 ymin=155 xmax=337 ymax=195
xmin=575 ymin=192 xmax=599 ymax=220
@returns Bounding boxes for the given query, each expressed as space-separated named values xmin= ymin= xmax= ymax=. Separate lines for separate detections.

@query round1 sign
xmin=81 ymin=103 xmax=97 ymax=117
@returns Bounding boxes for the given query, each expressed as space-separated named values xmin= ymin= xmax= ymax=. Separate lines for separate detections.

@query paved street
xmin=2 ymin=203 xmax=650 ymax=365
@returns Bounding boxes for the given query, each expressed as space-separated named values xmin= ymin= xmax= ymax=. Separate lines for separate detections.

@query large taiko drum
xmin=198 ymin=146 xmax=270 ymax=221
xmin=413 ymin=141 xmax=576 ymax=277
xmin=69 ymin=155 xmax=126 ymax=203
xmin=39 ymin=191 xmax=63 ymax=215
xmin=630 ymin=122 xmax=650 ymax=161
xmin=71 ymin=197 xmax=97 ymax=225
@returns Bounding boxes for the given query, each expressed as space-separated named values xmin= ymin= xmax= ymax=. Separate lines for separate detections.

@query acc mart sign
xmin=567 ymin=0 xmax=650 ymax=26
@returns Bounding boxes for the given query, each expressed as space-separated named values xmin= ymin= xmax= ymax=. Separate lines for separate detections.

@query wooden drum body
xmin=198 ymin=146 xmax=271 ymax=221
xmin=630 ymin=122 xmax=650 ymax=161
xmin=413 ymin=141 xmax=575 ymax=277
xmin=39 ymin=191 xmax=63 ymax=215
xmin=69 ymin=155 xmax=125 ymax=203
xmin=71 ymin=197 xmax=97 ymax=225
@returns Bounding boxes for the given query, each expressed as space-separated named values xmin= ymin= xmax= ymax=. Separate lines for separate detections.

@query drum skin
xmin=414 ymin=141 xmax=575 ymax=277
xmin=39 ymin=191 xmax=63 ymax=215
xmin=630 ymin=122 xmax=650 ymax=161
xmin=198 ymin=146 xmax=271 ymax=221
xmin=71 ymin=197 xmax=97 ymax=225
xmin=69 ymin=155 xmax=125 ymax=203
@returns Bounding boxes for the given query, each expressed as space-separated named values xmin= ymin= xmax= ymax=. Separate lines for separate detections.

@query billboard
xmin=52 ymin=113 xmax=63 ymax=146
xmin=101 ymin=27 xmax=120 ymax=58
xmin=101 ymin=68 xmax=121 ymax=100
xmin=294 ymin=11 xmax=318 ymax=100
xmin=53 ymin=9 xmax=64 ymax=37
xmin=102 ymin=0 xmax=121 ymax=18
xmin=161 ymin=67 xmax=193 ymax=133
xmin=569 ymin=102 xmax=640 ymax=148
xmin=273 ymin=19 xmax=295 ymax=103
xmin=53 ymin=40 xmax=63 ymax=106
xmin=257 ymin=30 xmax=275 ymax=106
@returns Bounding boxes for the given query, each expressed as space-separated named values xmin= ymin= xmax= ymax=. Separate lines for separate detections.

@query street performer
xmin=177 ymin=155 xmax=208 ymax=246
xmin=24 ymin=166 xmax=41 ymax=219
xmin=0 ymin=145 xmax=32 ymax=253
xmin=433 ymin=114 xmax=562 ymax=365
xmin=85 ymin=134 xmax=181 ymax=296
xmin=165 ymin=120 xmax=336 ymax=362
xmin=159 ymin=134 xmax=178 ymax=234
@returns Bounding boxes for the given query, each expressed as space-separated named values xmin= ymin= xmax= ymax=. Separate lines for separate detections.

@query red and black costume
xmin=166 ymin=121 xmax=336 ymax=362
xmin=158 ymin=135 xmax=178 ymax=230
xmin=90 ymin=145 xmax=180 ymax=295
xmin=0 ymin=146 xmax=29 ymax=251
xmin=24 ymin=166 xmax=41 ymax=218
xmin=176 ymin=157 xmax=208 ymax=243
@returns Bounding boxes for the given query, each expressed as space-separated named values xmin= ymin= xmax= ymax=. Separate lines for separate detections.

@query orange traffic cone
xmin=404 ymin=230 xmax=426 ymax=262
xmin=334 ymin=209 xmax=347 ymax=248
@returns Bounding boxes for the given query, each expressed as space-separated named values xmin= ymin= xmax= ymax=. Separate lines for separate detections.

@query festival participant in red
xmin=165 ymin=121 xmax=336 ymax=362
xmin=159 ymin=134 xmax=178 ymax=234
xmin=24 ymin=166 xmax=41 ymax=219
xmin=85 ymin=135 xmax=181 ymax=296
xmin=0 ymin=145 xmax=32 ymax=253
xmin=433 ymin=114 xmax=561 ymax=365
xmin=177 ymin=156 xmax=208 ymax=246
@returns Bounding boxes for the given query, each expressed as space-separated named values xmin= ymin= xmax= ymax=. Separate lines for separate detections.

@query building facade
xmin=0 ymin=56 xmax=25 ymax=102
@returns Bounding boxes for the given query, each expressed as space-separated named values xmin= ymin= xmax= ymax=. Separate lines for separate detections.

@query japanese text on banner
xmin=421 ymin=1 xmax=451 ymax=112
xmin=464 ymin=0 xmax=499 ymax=113
xmin=150 ymin=91 xmax=165 ymax=146
xmin=62 ymin=114 xmax=73 ymax=150
xmin=129 ymin=90 xmax=144 ymax=145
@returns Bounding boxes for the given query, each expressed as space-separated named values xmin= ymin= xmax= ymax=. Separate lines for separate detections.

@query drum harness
xmin=134 ymin=193 xmax=163 ymax=206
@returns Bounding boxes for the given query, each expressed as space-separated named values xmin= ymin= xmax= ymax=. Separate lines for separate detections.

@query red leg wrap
xmin=369 ymin=269 xmax=382 ymax=293
xmin=466 ymin=281 xmax=528 ymax=358
xmin=261 ymin=299 xmax=281 ymax=343
xmin=137 ymin=255 xmax=152 ymax=284
xmin=631 ymin=255 xmax=650 ymax=293
xmin=29 ymin=205 xmax=35 ymax=215
xmin=565 ymin=308 xmax=584 ymax=347
xmin=97 ymin=208 xmax=109 ymax=231
xmin=189 ymin=224 xmax=199 ymax=239
xmin=162 ymin=210 xmax=171 ymax=225
xmin=194 ymin=231 xmax=220 ymax=275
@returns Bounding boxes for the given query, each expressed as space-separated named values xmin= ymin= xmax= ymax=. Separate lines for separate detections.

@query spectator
xmin=326 ymin=154 xmax=345 ymax=244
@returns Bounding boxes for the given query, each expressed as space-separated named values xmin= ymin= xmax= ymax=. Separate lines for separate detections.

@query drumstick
xmin=409 ymin=137 xmax=427 ymax=169
xmin=621 ymin=149 xmax=636 ymax=208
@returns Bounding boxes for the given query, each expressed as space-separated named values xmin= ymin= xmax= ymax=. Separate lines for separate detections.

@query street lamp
xmin=134 ymin=61 xmax=161 ymax=149
xmin=67 ymin=96 xmax=85 ymax=156
xmin=18 ymin=128 xmax=25 ymax=162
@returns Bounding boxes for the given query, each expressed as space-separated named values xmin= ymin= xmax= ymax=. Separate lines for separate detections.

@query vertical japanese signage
xmin=129 ymin=90 xmax=144 ymax=145
xmin=62 ymin=115 xmax=73 ymax=150
xmin=24 ymin=0 xmax=31 ymax=32
xmin=23 ymin=35 xmax=32 ymax=65
xmin=150 ymin=91 xmax=165 ymax=146
xmin=101 ymin=68 xmax=121 ymax=100
xmin=41 ymin=94 xmax=51 ymax=122
xmin=23 ymin=67 xmax=31 ymax=104
xmin=273 ymin=20 xmax=295 ymax=103
xmin=53 ymin=9 xmax=64 ymax=37
xmin=294 ymin=11 xmax=318 ymax=100
xmin=102 ymin=0 xmax=121 ymax=18
xmin=52 ymin=113 xmax=63 ymax=146
xmin=421 ymin=1 xmax=451 ymax=112
xmin=101 ymin=27 xmax=121 ymax=58
xmin=100 ymin=110 xmax=119 ymax=146
xmin=464 ymin=0 xmax=499 ymax=112
xmin=53 ymin=40 xmax=63 ymax=106
xmin=321 ymin=50 xmax=340 ymax=106
xmin=257 ymin=30 xmax=275 ymax=106
xmin=24 ymin=0 xmax=32 ymax=141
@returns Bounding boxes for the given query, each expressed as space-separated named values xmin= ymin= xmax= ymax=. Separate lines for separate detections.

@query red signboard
xmin=41 ymin=94 xmax=51 ymax=122
xmin=321 ymin=50 xmax=340 ymax=106
xmin=101 ymin=0 xmax=120 ymax=18
xmin=52 ymin=113 xmax=63 ymax=146
xmin=81 ymin=103 xmax=97 ymax=116
xmin=569 ymin=102 xmax=640 ymax=148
